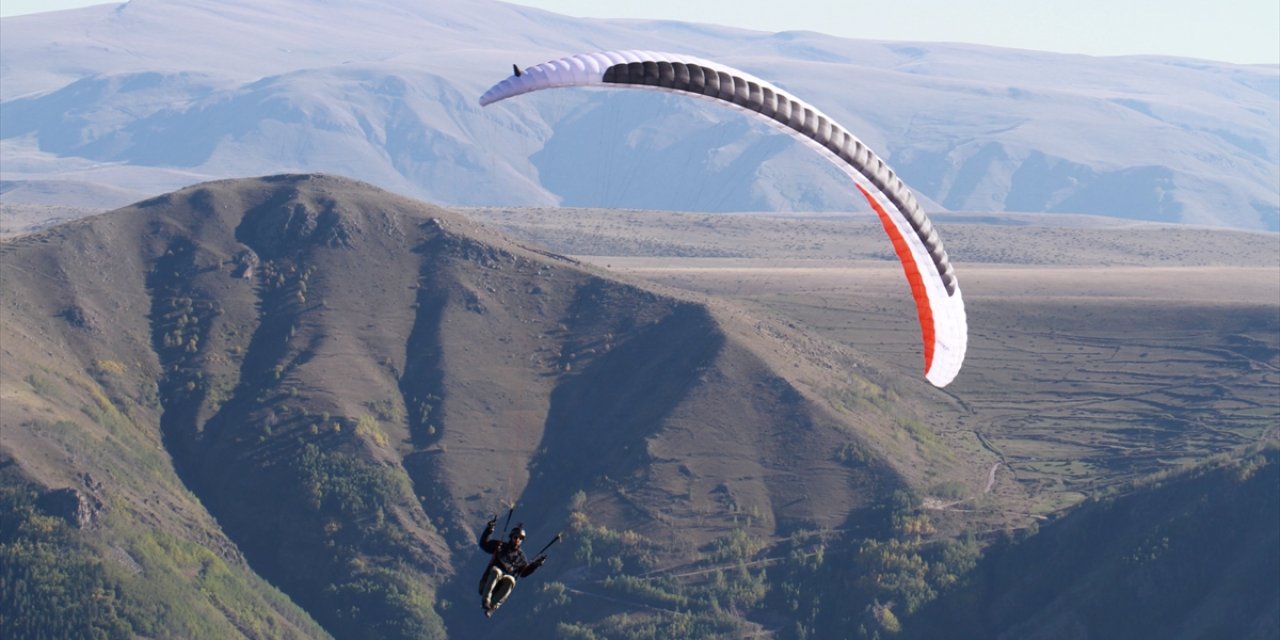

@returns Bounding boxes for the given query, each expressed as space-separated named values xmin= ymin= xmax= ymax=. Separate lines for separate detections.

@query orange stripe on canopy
xmin=854 ymin=183 xmax=936 ymax=376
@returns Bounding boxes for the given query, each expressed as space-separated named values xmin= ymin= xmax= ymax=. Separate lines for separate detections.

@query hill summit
xmin=2 ymin=174 xmax=965 ymax=638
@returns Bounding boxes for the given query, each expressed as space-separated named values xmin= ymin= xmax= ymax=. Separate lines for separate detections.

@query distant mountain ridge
xmin=1 ymin=0 xmax=1277 ymax=229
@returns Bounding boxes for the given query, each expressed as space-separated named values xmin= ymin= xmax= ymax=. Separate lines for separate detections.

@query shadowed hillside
xmin=1 ymin=174 xmax=975 ymax=638
xmin=905 ymin=447 xmax=1280 ymax=640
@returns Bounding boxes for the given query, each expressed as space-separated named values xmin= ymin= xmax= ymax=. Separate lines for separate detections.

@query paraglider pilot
xmin=478 ymin=517 xmax=546 ymax=617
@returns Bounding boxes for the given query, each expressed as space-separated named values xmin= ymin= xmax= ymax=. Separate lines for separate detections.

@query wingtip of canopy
xmin=924 ymin=368 xmax=957 ymax=388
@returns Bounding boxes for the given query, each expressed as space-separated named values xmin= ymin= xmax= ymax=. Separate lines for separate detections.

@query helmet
xmin=509 ymin=526 xmax=527 ymax=540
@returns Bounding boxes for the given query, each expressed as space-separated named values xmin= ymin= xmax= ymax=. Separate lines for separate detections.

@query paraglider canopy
xmin=480 ymin=50 xmax=967 ymax=387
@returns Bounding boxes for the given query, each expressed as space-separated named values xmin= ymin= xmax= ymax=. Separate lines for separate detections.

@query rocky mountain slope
xmin=1 ymin=174 xmax=979 ymax=638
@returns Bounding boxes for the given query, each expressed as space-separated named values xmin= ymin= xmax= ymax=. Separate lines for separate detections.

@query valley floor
xmin=578 ymin=256 xmax=1280 ymax=515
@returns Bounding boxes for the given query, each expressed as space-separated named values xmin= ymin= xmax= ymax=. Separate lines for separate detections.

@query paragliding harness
xmin=478 ymin=507 xmax=560 ymax=618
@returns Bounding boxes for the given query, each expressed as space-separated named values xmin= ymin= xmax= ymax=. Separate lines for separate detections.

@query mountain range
xmin=2 ymin=0 xmax=1277 ymax=230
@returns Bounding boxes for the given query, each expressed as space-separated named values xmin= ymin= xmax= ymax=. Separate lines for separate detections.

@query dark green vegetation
xmin=2 ymin=176 xmax=1276 ymax=638
xmin=1 ymin=478 xmax=136 ymax=639
xmin=444 ymin=489 xmax=987 ymax=639
xmin=0 ymin=465 xmax=328 ymax=638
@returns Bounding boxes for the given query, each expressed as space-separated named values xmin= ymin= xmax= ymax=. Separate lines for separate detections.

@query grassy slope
xmin=0 ymin=187 xmax=332 ymax=634
xmin=3 ymin=175 xmax=969 ymax=638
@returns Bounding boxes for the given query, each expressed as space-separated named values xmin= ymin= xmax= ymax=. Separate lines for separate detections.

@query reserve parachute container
xmin=480 ymin=50 xmax=967 ymax=387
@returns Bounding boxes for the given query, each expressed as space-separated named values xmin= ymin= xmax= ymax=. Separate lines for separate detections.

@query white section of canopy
xmin=481 ymin=50 xmax=967 ymax=387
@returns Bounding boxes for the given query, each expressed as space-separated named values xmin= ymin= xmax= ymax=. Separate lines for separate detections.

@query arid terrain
xmin=2 ymin=182 xmax=1276 ymax=639
xmin=469 ymin=207 xmax=1280 ymax=517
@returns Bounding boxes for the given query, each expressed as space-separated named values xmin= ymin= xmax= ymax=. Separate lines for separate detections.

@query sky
xmin=2 ymin=0 xmax=1277 ymax=64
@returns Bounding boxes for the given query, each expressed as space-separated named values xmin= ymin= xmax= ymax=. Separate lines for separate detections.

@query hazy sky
xmin=2 ymin=0 xmax=1277 ymax=64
